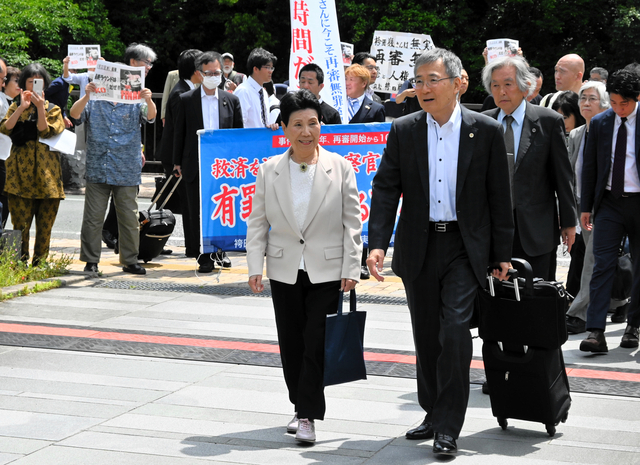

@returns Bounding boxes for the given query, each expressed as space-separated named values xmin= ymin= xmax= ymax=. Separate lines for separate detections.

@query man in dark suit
xmin=367 ymin=48 xmax=513 ymax=456
xmin=156 ymin=49 xmax=202 ymax=259
xmin=173 ymin=51 xmax=244 ymax=273
xmin=298 ymin=63 xmax=342 ymax=125
xmin=580 ymin=69 xmax=640 ymax=352
xmin=345 ymin=63 xmax=386 ymax=279
xmin=482 ymin=56 xmax=577 ymax=280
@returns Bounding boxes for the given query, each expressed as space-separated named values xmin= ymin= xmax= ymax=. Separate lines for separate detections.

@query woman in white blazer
xmin=246 ymin=90 xmax=362 ymax=444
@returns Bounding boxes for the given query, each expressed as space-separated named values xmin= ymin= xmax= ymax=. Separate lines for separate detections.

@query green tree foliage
xmin=0 ymin=0 xmax=122 ymax=78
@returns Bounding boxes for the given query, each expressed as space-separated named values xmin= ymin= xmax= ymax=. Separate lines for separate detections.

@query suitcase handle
xmin=510 ymin=258 xmax=535 ymax=296
xmin=487 ymin=267 xmax=521 ymax=301
xmin=150 ymin=175 xmax=182 ymax=211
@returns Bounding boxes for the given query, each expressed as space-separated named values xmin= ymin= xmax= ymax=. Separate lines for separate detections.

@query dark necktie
xmin=258 ymin=88 xmax=267 ymax=127
xmin=503 ymin=115 xmax=516 ymax=207
xmin=611 ymin=117 xmax=627 ymax=198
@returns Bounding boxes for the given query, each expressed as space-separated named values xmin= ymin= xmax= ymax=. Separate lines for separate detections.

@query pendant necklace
xmin=299 ymin=162 xmax=308 ymax=173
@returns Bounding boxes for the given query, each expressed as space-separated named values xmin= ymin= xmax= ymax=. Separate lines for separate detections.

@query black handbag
xmin=612 ymin=236 xmax=632 ymax=301
xmin=323 ymin=289 xmax=367 ymax=386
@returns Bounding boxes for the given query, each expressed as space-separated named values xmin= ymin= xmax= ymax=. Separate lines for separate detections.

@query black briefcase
xmin=477 ymin=258 xmax=569 ymax=350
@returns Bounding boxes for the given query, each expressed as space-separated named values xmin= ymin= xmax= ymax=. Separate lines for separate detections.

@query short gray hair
xmin=482 ymin=56 xmax=536 ymax=96
xmin=414 ymin=48 xmax=462 ymax=80
xmin=579 ymin=80 xmax=610 ymax=109
xmin=590 ymin=67 xmax=608 ymax=80
xmin=123 ymin=43 xmax=157 ymax=64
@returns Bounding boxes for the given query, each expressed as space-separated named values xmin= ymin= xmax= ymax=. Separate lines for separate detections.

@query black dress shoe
xmin=122 ymin=264 xmax=146 ymax=275
xmin=405 ymin=416 xmax=434 ymax=440
xmin=160 ymin=248 xmax=173 ymax=255
xmin=579 ymin=329 xmax=608 ymax=353
xmin=215 ymin=251 xmax=232 ymax=268
xmin=566 ymin=316 xmax=586 ymax=334
xmin=482 ymin=381 xmax=490 ymax=395
xmin=198 ymin=261 xmax=215 ymax=273
xmin=620 ymin=325 xmax=639 ymax=348
xmin=360 ymin=265 xmax=370 ymax=280
xmin=84 ymin=262 xmax=99 ymax=273
xmin=433 ymin=432 xmax=457 ymax=455
xmin=102 ymin=230 xmax=116 ymax=249
xmin=611 ymin=302 xmax=629 ymax=323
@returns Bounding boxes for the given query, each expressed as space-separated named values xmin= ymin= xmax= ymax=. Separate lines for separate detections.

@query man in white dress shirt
xmin=233 ymin=48 xmax=279 ymax=130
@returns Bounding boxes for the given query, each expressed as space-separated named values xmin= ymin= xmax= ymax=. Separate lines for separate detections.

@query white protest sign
xmin=486 ymin=39 xmax=519 ymax=63
xmin=68 ymin=45 xmax=101 ymax=69
xmin=369 ymin=31 xmax=435 ymax=94
xmin=341 ymin=42 xmax=353 ymax=66
xmin=288 ymin=0 xmax=348 ymax=122
xmin=39 ymin=130 xmax=77 ymax=155
xmin=90 ymin=61 xmax=145 ymax=104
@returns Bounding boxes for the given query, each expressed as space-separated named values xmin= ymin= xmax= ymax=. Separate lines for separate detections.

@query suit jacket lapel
xmin=457 ymin=107 xmax=476 ymax=200
xmin=353 ymin=96 xmax=373 ymax=123
xmin=218 ymin=92 xmax=230 ymax=129
xmin=302 ymin=147 xmax=332 ymax=232
xmin=412 ymin=111 xmax=431 ymax=204
xmin=273 ymin=150 xmax=302 ymax=238
xmin=515 ymin=102 xmax=538 ymax=172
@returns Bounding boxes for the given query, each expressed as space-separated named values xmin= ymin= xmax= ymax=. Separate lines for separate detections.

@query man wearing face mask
xmin=173 ymin=51 xmax=244 ymax=273
xmin=221 ymin=53 xmax=246 ymax=92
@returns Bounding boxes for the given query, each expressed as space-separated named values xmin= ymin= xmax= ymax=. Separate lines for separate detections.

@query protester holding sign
xmin=246 ymin=90 xmax=362 ymax=444
xmin=0 ymin=63 xmax=65 ymax=265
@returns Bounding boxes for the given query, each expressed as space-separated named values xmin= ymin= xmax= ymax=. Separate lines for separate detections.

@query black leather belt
xmin=622 ymin=192 xmax=640 ymax=197
xmin=429 ymin=221 xmax=459 ymax=233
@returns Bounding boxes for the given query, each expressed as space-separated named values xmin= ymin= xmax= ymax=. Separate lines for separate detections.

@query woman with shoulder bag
xmin=0 ymin=63 xmax=65 ymax=265
xmin=246 ymin=90 xmax=362 ymax=444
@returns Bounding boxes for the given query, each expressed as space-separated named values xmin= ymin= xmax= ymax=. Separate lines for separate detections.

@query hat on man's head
xmin=222 ymin=53 xmax=234 ymax=61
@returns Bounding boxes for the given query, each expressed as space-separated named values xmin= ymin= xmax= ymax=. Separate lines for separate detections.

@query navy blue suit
xmin=349 ymin=96 xmax=385 ymax=123
xmin=581 ymin=106 xmax=640 ymax=330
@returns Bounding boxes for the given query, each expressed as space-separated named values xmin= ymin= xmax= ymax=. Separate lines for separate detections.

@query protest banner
xmin=486 ymin=39 xmax=519 ymax=63
xmin=90 ymin=61 xmax=146 ymax=104
xmin=288 ymin=0 xmax=348 ymax=122
xmin=369 ymin=30 xmax=435 ymax=94
xmin=68 ymin=45 xmax=100 ymax=69
xmin=341 ymin=42 xmax=354 ymax=65
xmin=198 ymin=123 xmax=398 ymax=253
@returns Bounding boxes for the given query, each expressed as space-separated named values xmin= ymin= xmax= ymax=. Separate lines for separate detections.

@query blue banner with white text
xmin=198 ymin=122 xmax=398 ymax=253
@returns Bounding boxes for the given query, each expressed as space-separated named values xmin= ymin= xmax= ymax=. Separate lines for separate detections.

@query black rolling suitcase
xmin=477 ymin=258 xmax=571 ymax=436
xmin=138 ymin=175 xmax=182 ymax=263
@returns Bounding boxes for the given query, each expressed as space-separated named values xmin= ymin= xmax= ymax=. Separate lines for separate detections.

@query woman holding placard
xmin=0 ymin=63 xmax=65 ymax=265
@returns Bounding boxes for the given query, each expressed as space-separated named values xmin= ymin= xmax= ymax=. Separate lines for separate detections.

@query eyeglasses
xmin=140 ymin=59 xmax=154 ymax=69
xmin=200 ymin=70 xmax=222 ymax=77
xmin=262 ymin=66 xmax=275 ymax=72
xmin=414 ymin=76 xmax=453 ymax=89
xmin=365 ymin=65 xmax=380 ymax=72
xmin=460 ymin=76 xmax=469 ymax=82
xmin=579 ymin=96 xmax=600 ymax=104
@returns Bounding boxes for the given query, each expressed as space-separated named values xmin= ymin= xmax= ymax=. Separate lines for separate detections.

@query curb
xmin=0 ymin=272 xmax=89 ymax=298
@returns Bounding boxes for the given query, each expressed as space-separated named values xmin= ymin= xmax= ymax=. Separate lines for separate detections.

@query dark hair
xmin=352 ymin=52 xmax=375 ymax=66
xmin=195 ymin=51 xmax=222 ymax=71
xmin=622 ymin=63 xmax=640 ymax=79
xmin=5 ymin=66 xmax=20 ymax=85
xmin=299 ymin=63 xmax=324 ymax=84
xmin=246 ymin=48 xmax=277 ymax=74
xmin=607 ymin=69 xmax=640 ymax=100
xmin=123 ymin=43 xmax=157 ymax=64
xmin=552 ymin=91 xmax=586 ymax=129
xmin=528 ymin=67 xmax=542 ymax=80
xmin=18 ymin=63 xmax=51 ymax=91
xmin=280 ymin=89 xmax=321 ymax=126
xmin=178 ymin=49 xmax=202 ymax=80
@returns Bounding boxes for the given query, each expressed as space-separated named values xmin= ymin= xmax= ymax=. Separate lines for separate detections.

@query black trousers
xmin=270 ymin=271 xmax=341 ymax=421
xmin=402 ymin=230 xmax=477 ymax=439
xmin=587 ymin=192 xmax=640 ymax=330
xmin=184 ymin=177 xmax=212 ymax=264
xmin=566 ymin=232 xmax=586 ymax=298
xmin=512 ymin=215 xmax=553 ymax=280
xmin=163 ymin=165 xmax=196 ymax=258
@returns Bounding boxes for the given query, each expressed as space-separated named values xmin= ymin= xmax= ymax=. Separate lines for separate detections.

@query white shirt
xmin=186 ymin=80 xmax=196 ymax=91
xmin=201 ymin=86 xmax=219 ymax=130
xmin=289 ymin=157 xmax=317 ymax=269
xmin=427 ymin=103 xmax=462 ymax=221
xmin=234 ymin=76 xmax=268 ymax=128
xmin=607 ymin=102 xmax=640 ymax=192
xmin=497 ymin=98 xmax=527 ymax=161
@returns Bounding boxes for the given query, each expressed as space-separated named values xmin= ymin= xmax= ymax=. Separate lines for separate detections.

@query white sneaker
xmin=295 ymin=418 xmax=316 ymax=443
xmin=287 ymin=413 xmax=298 ymax=433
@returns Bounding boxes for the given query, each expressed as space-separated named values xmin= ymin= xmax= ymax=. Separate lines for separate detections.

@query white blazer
xmin=246 ymin=146 xmax=363 ymax=285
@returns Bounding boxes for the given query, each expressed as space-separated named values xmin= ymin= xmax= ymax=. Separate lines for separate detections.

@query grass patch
xmin=0 ymin=279 xmax=63 ymax=301
xmin=0 ymin=244 xmax=72 ymax=288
